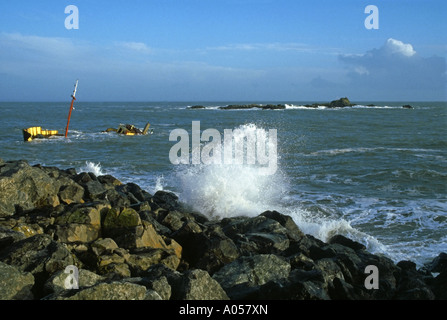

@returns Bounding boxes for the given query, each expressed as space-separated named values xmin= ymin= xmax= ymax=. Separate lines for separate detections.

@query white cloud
xmin=384 ymin=38 xmax=416 ymax=57
xmin=338 ymin=38 xmax=446 ymax=100
xmin=206 ymin=42 xmax=334 ymax=54
xmin=114 ymin=41 xmax=152 ymax=54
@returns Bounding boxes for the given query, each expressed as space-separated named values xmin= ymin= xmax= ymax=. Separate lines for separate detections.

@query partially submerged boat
xmin=23 ymin=80 xmax=79 ymax=142
xmin=104 ymin=123 xmax=152 ymax=136
xmin=22 ymin=127 xmax=63 ymax=142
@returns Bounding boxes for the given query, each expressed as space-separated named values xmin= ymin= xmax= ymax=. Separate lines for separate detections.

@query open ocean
xmin=1 ymin=100 xmax=446 ymax=267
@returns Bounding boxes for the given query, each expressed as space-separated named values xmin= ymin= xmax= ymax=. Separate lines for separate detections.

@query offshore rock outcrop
xmin=0 ymin=159 xmax=445 ymax=300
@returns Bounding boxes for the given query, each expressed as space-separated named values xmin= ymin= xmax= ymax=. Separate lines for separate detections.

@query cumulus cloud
xmin=339 ymin=38 xmax=446 ymax=100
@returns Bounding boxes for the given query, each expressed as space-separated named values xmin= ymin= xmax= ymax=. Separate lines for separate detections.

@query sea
xmin=1 ymin=100 xmax=446 ymax=268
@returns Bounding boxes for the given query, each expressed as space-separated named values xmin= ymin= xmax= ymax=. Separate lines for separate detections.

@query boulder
xmin=151 ymin=191 xmax=181 ymax=211
xmin=394 ymin=260 xmax=435 ymax=300
xmin=221 ymin=215 xmax=291 ymax=255
xmin=127 ymin=248 xmax=180 ymax=274
xmin=43 ymin=268 xmax=105 ymax=295
xmin=44 ymin=281 xmax=150 ymax=300
xmin=171 ymin=269 xmax=229 ymax=300
xmin=328 ymin=97 xmax=353 ymax=108
xmin=0 ymin=234 xmax=74 ymax=298
xmin=0 ymin=160 xmax=60 ymax=216
xmin=212 ymin=254 xmax=291 ymax=299
xmin=54 ymin=203 xmax=106 ymax=243
xmin=58 ymin=183 xmax=85 ymax=205
xmin=0 ymin=261 xmax=35 ymax=300
xmin=172 ymin=222 xmax=239 ymax=274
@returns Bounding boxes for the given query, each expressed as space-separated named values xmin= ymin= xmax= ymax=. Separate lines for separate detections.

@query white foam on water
xmin=173 ymin=123 xmax=286 ymax=219
xmin=79 ymin=161 xmax=105 ymax=176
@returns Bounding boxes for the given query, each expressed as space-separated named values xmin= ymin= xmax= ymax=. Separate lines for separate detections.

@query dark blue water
xmin=1 ymin=101 xmax=446 ymax=266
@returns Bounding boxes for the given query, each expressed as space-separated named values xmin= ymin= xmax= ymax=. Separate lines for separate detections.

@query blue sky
xmin=0 ymin=0 xmax=446 ymax=101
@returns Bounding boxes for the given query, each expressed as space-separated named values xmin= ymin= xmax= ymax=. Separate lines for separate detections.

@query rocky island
xmin=189 ymin=98 xmax=414 ymax=110
xmin=219 ymin=104 xmax=286 ymax=110
xmin=0 ymin=159 xmax=444 ymax=300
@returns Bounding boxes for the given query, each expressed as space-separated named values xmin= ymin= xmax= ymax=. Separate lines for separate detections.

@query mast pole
xmin=65 ymin=80 xmax=78 ymax=138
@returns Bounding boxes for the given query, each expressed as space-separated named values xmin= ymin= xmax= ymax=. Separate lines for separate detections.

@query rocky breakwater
xmin=0 ymin=158 xmax=445 ymax=300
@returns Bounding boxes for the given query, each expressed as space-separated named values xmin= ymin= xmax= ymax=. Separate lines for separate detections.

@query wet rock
xmin=151 ymin=190 xmax=181 ymax=211
xmin=1 ymin=161 xmax=445 ymax=300
xmin=328 ymin=234 xmax=366 ymax=251
xmin=172 ymin=222 xmax=239 ymax=274
xmin=394 ymin=260 xmax=435 ymax=299
xmin=221 ymin=215 xmax=291 ymax=255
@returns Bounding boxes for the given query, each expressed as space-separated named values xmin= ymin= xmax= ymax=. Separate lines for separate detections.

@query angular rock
xmin=0 ymin=261 xmax=34 ymax=300
xmin=0 ymin=234 xmax=74 ymax=298
xmin=116 ymin=183 xmax=152 ymax=204
xmin=260 ymin=210 xmax=304 ymax=241
xmin=221 ymin=215 xmax=290 ymax=254
xmin=54 ymin=203 xmax=106 ymax=243
xmin=0 ymin=226 xmax=27 ymax=250
xmin=0 ymin=160 xmax=60 ymax=217
xmin=328 ymin=234 xmax=366 ymax=251
xmin=58 ymin=183 xmax=85 ymax=205
xmin=256 ymin=269 xmax=330 ymax=300
xmin=172 ymin=222 xmax=239 ymax=274
xmin=43 ymin=268 xmax=105 ymax=295
xmin=212 ymin=254 xmax=291 ymax=299
xmin=425 ymin=252 xmax=447 ymax=273
xmin=171 ymin=269 xmax=229 ymax=300
xmin=45 ymin=281 xmax=149 ymax=300
xmin=151 ymin=190 xmax=181 ymax=211
xmin=127 ymin=248 xmax=180 ymax=274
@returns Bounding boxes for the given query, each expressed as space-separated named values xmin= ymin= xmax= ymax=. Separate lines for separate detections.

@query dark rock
xmin=97 ymin=174 xmax=122 ymax=187
xmin=212 ymin=254 xmax=290 ymax=299
xmin=328 ymin=97 xmax=353 ymax=108
xmin=1 ymin=160 xmax=445 ymax=300
xmin=219 ymin=104 xmax=285 ymax=110
xmin=152 ymin=191 xmax=181 ymax=211
xmin=171 ymin=269 xmax=229 ymax=300
xmin=0 ymin=234 xmax=74 ymax=298
xmin=328 ymin=234 xmax=366 ymax=251
xmin=425 ymin=252 xmax=447 ymax=273
xmin=402 ymin=104 xmax=413 ymax=109
xmin=394 ymin=260 xmax=435 ymax=299
xmin=189 ymin=105 xmax=205 ymax=109
xmin=0 ymin=226 xmax=26 ymax=250
xmin=116 ymin=183 xmax=152 ymax=204
xmin=260 ymin=210 xmax=304 ymax=241
xmin=221 ymin=215 xmax=291 ymax=255
xmin=173 ymin=222 xmax=239 ymax=274
xmin=431 ymin=271 xmax=447 ymax=300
